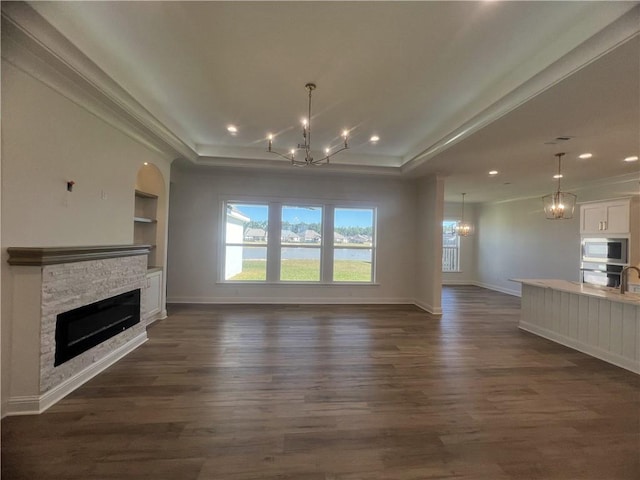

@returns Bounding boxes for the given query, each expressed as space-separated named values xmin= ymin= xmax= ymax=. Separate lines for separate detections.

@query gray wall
xmin=167 ymin=164 xmax=444 ymax=305
xmin=414 ymin=175 xmax=444 ymax=313
xmin=474 ymin=177 xmax=640 ymax=296
xmin=474 ymin=197 xmax=580 ymax=295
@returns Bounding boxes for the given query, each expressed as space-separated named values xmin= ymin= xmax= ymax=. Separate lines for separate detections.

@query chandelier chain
xmin=542 ymin=152 xmax=577 ymax=220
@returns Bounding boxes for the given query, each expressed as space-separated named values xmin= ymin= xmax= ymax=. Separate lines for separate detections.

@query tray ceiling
xmin=5 ymin=1 xmax=640 ymax=202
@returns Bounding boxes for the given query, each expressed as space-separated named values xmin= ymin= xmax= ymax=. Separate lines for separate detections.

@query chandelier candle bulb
xmin=454 ymin=193 xmax=474 ymax=237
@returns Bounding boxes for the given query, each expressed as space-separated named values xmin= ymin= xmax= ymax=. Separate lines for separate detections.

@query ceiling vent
xmin=544 ymin=136 xmax=574 ymax=145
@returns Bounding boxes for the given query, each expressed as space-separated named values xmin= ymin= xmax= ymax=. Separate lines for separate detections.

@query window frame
xmin=222 ymin=201 xmax=270 ymax=282
xmin=332 ymin=206 xmax=377 ymax=283
xmin=442 ymin=220 xmax=461 ymax=273
xmin=279 ymin=203 xmax=324 ymax=283
xmin=220 ymin=197 xmax=378 ymax=285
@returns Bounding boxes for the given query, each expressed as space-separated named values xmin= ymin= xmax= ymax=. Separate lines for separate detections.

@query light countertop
xmin=512 ymin=279 xmax=640 ymax=306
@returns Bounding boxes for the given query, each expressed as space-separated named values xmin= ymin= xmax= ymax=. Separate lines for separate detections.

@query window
xmin=224 ymin=203 xmax=268 ymax=281
xmin=442 ymin=220 xmax=460 ymax=272
xmin=222 ymin=200 xmax=377 ymax=284
xmin=281 ymin=205 xmax=323 ymax=281
xmin=333 ymin=208 xmax=375 ymax=282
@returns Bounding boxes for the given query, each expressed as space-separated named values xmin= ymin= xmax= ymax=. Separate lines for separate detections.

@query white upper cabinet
xmin=580 ymin=199 xmax=630 ymax=235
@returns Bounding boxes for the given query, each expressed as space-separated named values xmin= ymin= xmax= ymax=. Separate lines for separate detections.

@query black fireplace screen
xmin=54 ymin=289 xmax=141 ymax=366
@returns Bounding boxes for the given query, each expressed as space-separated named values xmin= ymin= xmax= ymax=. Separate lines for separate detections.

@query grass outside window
xmin=228 ymin=259 xmax=372 ymax=282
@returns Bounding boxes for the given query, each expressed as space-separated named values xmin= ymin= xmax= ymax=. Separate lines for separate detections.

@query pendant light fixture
xmin=267 ymin=83 xmax=349 ymax=166
xmin=454 ymin=193 xmax=473 ymax=237
xmin=542 ymin=152 xmax=577 ymax=219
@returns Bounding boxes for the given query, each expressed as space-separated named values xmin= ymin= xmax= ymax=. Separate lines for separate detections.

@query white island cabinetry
xmin=515 ymin=279 xmax=640 ymax=374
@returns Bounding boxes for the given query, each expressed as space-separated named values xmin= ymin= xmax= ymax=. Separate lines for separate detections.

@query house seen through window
xmin=281 ymin=205 xmax=323 ymax=281
xmin=333 ymin=208 xmax=375 ymax=282
xmin=223 ymin=201 xmax=375 ymax=283
xmin=225 ymin=203 xmax=268 ymax=280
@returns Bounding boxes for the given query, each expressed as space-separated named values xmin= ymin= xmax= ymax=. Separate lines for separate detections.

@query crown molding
xmin=1 ymin=1 xmax=198 ymax=163
xmin=484 ymin=171 xmax=640 ymax=206
xmin=196 ymin=143 xmax=403 ymax=168
xmin=196 ymin=155 xmax=403 ymax=177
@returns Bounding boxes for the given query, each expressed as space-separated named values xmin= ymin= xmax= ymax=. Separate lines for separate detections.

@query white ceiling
xmin=15 ymin=1 xmax=640 ymax=202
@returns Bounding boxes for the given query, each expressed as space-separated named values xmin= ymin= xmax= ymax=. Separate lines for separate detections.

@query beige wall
xmin=1 ymin=61 xmax=172 ymax=247
xmin=1 ymin=59 xmax=172 ymax=415
xmin=167 ymin=164 xmax=430 ymax=305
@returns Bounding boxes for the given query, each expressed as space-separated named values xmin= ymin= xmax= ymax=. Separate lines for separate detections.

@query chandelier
xmin=454 ymin=193 xmax=473 ymax=237
xmin=267 ymin=83 xmax=349 ymax=166
xmin=542 ymin=152 xmax=577 ymax=219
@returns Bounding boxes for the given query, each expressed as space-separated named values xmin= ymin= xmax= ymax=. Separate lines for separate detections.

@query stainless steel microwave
xmin=581 ymin=237 xmax=628 ymax=264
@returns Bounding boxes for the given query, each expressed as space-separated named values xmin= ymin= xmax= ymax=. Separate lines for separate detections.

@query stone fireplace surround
xmin=6 ymin=245 xmax=151 ymax=415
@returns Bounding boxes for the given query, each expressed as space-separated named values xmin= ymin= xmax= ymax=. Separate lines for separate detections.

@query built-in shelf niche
xmin=134 ymin=189 xmax=158 ymax=265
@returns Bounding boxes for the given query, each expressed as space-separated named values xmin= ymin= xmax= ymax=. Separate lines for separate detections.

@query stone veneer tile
xmin=39 ymin=255 xmax=148 ymax=393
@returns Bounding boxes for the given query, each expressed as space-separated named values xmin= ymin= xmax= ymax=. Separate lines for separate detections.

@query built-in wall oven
xmin=581 ymin=238 xmax=629 ymax=288
xmin=581 ymin=262 xmax=625 ymax=288
xmin=581 ymin=237 xmax=628 ymax=264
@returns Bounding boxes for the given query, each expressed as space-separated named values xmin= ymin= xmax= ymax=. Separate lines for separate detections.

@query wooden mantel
xmin=7 ymin=245 xmax=152 ymax=266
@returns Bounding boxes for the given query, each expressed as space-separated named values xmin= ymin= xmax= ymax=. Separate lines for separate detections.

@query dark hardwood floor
xmin=3 ymin=286 xmax=639 ymax=479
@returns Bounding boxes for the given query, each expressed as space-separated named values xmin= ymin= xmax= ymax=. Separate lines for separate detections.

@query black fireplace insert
xmin=54 ymin=289 xmax=141 ymax=366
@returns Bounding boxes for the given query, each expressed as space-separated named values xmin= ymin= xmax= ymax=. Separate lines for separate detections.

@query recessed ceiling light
xmin=143 ymin=162 xmax=149 ymax=166
xmin=227 ymin=125 xmax=238 ymax=134
xmin=553 ymin=174 xmax=563 ymax=179
xmin=624 ymin=155 xmax=638 ymax=162
xmin=578 ymin=153 xmax=592 ymax=159
xmin=370 ymin=135 xmax=380 ymax=143
xmin=488 ymin=170 xmax=498 ymax=175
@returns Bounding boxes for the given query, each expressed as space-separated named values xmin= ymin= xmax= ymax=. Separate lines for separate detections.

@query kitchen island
xmin=514 ymin=279 xmax=640 ymax=374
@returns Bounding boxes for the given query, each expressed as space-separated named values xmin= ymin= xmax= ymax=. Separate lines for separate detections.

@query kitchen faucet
xmin=620 ymin=266 xmax=640 ymax=294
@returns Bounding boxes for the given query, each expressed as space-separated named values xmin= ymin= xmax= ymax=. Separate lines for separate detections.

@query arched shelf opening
xmin=134 ymin=162 xmax=166 ymax=268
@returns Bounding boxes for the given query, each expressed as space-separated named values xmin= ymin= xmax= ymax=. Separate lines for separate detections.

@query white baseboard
xmin=442 ymin=280 xmax=474 ymax=285
xmin=519 ymin=321 xmax=639 ymax=375
xmin=167 ymin=296 xmax=442 ymax=315
xmin=472 ymin=281 xmax=521 ymax=297
xmin=413 ymin=298 xmax=443 ymax=316
xmin=145 ymin=309 xmax=168 ymax=326
xmin=4 ymin=332 xmax=148 ymax=417
xmin=167 ymin=296 xmax=415 ymax=305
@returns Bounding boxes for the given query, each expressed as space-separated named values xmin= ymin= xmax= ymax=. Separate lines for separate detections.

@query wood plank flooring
xmin=3 ymin=286 xmax=639 ymax=479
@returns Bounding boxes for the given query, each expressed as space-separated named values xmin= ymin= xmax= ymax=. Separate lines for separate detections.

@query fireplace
xmin=55 ymin=289 xmax=141 ymax=366
xmin=5 ymin=245 xmax=151 ymax=415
